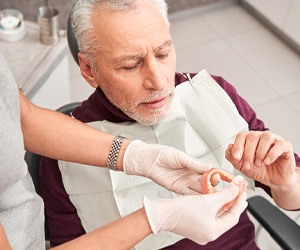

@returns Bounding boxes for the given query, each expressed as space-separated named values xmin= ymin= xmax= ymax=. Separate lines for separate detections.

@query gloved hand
xmin=123 ymin=140 xmax=213 ymax=195
xmin=143 ymin=181 xmax=248 ymax=245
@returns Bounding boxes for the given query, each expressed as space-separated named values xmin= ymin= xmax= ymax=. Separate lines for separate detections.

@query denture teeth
xmin=201 ymin=168 xmax=234 ymax=194
xmin=201 ymin=168 xmax=248 ymax=211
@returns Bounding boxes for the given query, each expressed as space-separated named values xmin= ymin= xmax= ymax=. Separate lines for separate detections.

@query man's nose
xmin=143 ymin=59 xmax=165 ymax=91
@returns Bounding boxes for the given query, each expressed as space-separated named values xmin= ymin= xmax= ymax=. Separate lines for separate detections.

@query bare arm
xmin=19 ymin=91 xmax=129 ymax=170
xmin=51 ymin=208 xmax=151 ymax=250
xmin=0 ymin=209 xmax=151 ymax=250
xmin=0 ymin=224 xmax=12 ymax=250
xmin=52 ymin=184 xmax=247 ymax=249
xmin=1 ymin=186 xmax=247 ymax=249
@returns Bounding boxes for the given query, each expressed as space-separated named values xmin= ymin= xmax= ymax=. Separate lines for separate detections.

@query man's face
xmin=84 ymin=1 xmax=176 ymax=125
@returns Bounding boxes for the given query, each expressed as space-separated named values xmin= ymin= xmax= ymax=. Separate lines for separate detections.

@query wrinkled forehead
xmin=91 ymin=1 xmax=170 ymax=55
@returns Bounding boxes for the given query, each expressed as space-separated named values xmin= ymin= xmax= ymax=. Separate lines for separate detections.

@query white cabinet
xmin=0 ymin=21 xmax=71 ymax=110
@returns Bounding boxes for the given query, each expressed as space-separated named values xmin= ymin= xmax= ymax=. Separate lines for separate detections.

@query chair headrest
xmin=67 ymin=15 xmax=80 ymax=66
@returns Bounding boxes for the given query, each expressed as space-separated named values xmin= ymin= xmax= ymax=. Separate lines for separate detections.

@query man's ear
xmin=78 ymin=53 xmax=99 ymax=88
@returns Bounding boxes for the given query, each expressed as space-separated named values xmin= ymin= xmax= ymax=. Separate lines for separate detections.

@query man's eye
xmin=157 ymin=54 xmax=169 ymax=59
xmin=122 ymin=61 xmax=142 ymax=71
xmin=123 ymin=65 xmax=139 ymax=71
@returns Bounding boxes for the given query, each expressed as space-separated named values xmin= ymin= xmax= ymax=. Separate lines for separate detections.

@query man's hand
xmin=225 ymin=131 xmax=296 ymax=188
xmin=123 ymin=140 xmax=214 ymax=195
xmin=225 ymin=131 xmax=300 ymax=209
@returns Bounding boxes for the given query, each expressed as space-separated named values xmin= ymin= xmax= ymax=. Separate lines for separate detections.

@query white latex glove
xmin=123 ymin=140 xmax=213 ymax=195
xmin=143 ymin=183 xmax=248 ymax=245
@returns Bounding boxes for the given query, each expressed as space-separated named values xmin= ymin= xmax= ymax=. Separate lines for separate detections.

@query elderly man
xmin=40 ymin=0 xmax=300 ymax=249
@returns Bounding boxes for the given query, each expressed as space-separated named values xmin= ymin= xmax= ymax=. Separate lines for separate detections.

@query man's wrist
xmin=270 ymin=171 xmax=299 ymax=193
xmin=271 ymin=170 xmax=300 ymax=209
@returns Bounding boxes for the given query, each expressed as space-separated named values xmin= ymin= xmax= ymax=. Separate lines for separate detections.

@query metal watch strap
xmin=107 ymin=135 xmax=126 ymax=171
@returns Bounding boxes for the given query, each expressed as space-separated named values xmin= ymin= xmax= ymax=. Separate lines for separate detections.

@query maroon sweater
xmin=40 ymin=73 xmax=300 ymax=248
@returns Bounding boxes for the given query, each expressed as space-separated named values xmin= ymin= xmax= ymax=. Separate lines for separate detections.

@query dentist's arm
xmin=19 ymin=90 xmax=121 ymax=167
xmin=55 ymin=183 xmax=247 ymax=249
xmin=0 ymin=224 xmax=11 ymax=250
xmin=20 ymin=91 xmax=212 ymax=195
xmin=0 ymin=184 xmax=247 ymax=250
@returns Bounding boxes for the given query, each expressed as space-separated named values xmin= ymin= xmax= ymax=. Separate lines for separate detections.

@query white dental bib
xmin=58 ymin=70 xmax=254 ymax=249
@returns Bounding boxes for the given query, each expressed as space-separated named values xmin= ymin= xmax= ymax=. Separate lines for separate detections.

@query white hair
xmin=71 ymin=0 xmax=169 ymax=62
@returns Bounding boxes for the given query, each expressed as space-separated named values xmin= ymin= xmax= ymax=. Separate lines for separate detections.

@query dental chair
xmin=247 ymin=195 xmax=300 ymax=250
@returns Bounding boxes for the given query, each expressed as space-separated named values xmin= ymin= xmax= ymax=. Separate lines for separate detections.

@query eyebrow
xmin=154 ymin=39 xmax=173 ymax=53
xmin=114 ymin=39 xmax=173 ymax=63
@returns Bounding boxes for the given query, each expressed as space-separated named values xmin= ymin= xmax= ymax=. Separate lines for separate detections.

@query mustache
xmin=139 ymin=87 xmax=175 ymax=103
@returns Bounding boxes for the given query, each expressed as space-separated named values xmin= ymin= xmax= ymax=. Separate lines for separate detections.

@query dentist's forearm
xmin=0 ymin=224 xmax=12 ymax=250
xmin=19 ymin=91 xmax=130 ymax=168
xmin=51 ymin=208 xmax=151 ymax=250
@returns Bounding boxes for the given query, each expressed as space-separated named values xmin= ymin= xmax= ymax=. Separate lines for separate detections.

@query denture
xmin=201 ymin=168 xmax=247 ymax=211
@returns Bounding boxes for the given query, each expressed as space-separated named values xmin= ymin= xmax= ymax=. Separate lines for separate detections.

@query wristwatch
xmin=107 ymin=135 xmax=127 ymax=171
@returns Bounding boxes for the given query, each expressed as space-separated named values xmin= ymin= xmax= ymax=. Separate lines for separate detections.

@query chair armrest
xmin=247 ymin=196 xmax=300 ymax=250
